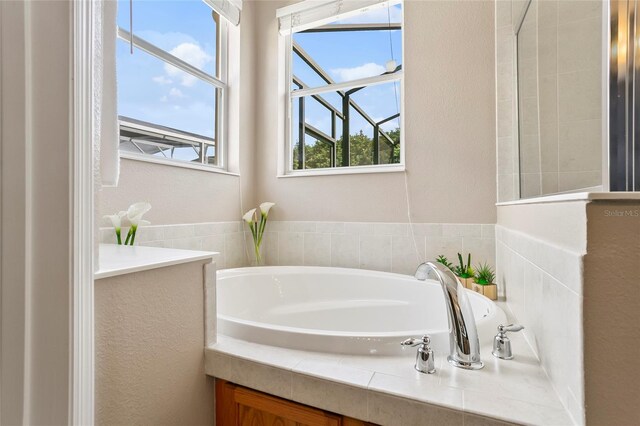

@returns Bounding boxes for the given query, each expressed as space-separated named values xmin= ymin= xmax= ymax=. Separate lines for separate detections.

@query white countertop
xmin=205 ymin=302 xmax=574 ymax=426
xmin=95 ymin=244 xmax=217 ymax=279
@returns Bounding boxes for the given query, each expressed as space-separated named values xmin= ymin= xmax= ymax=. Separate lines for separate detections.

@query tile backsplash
xmin=496 ymin=225 xmax=584 ymax=425
xmin=99 ymin=221 xmax=248 ymax=269
xmin=100 ymin=221 xmax=496 ymax=275
xmin=261 ymin=222 xmax=495 ymax=276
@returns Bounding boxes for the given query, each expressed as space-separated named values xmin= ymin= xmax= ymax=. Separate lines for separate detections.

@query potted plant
xmin=472 ymin=262 xmax=497 ymax=300
xmin=436 ymin=255 xmax=454 ymax=271
xmin=453 ymin=253 xmax=474 ymax=289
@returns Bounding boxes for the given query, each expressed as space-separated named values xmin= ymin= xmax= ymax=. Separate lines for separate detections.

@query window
xmin=279 ymin=0 xmax=403 ymax=175
xmin=116 ymin=0 xmax=238 ymax=169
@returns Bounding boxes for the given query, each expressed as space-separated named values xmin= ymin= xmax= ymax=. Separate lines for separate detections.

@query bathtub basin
xmin=217 ymin=266 xmax=506 ymax=356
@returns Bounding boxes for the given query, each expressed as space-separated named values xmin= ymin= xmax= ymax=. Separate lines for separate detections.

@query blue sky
xmin=117 ymin=0 xmax=218 ymax=138
xmin=293 ymin=4 xmax=402 ymax=144
xmin=117 ymin=1 xmax=402 ymax=144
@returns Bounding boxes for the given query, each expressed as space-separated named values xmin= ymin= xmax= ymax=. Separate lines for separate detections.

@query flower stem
xmin=129 ymin=225 xmax=138 ymax=245
xmin=116 ymin=228 xmax=122 ymax=245
xmin=254 ymin=241 xmax=262 ymax=265
xmin=124 ymin=228 xmax=133 ymax=245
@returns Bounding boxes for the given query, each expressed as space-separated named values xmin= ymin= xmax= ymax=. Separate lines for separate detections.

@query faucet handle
xmin=401 ymin=336 xmax=436 ymax=374
xmin=401 ymin=335 xmax=430 ymax=347
xmin=497 ymin=324 xmax=524 ymax=333
xmin=492 ymin=324 xmax=524 ymax=360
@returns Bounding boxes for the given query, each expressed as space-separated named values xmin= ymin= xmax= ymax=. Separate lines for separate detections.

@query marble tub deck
xmin=205 ymin=304 xmax=575 ymax=426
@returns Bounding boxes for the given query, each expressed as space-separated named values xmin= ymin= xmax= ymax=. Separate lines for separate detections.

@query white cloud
xmin=136 ymin=30 xmax=198 ymax=52
xmin=152 ymin=75 xmax=172 ymax=85
xmin=330 ymin=62 xmax=385 ymax=82
xmin=169 ymin=87 xmax=185 ymax=98
xmin=164 ymin=42 xmax=212 ymax=87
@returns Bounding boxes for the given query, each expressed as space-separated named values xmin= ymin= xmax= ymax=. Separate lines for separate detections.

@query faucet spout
xmin=415 ymin=262 xmax=484 ymax=370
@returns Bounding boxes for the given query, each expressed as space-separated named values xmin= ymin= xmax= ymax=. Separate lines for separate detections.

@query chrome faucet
xmin=415 ymin=262 xmax=484 ymax=370
xmin=401 ymin=335 xmax=436 ymax=374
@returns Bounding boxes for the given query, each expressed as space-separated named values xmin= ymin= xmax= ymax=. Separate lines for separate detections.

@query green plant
xmin=474 ymin=262 xmax=496 ymax=285
xmin=453 ymin=253 xmax=474 ymax=278
xmin=436 ymin=255 xmax=453 ymax=271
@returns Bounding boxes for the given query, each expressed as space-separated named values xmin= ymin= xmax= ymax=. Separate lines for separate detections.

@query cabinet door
xmin=216 ymin=380 xmax=361 ymax=426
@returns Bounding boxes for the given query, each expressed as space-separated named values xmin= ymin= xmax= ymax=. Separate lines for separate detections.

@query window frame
xmin=116 ymin=8 xmax=230 ymax=172
xmin=280 ymin=2 xmax=405 ymax=177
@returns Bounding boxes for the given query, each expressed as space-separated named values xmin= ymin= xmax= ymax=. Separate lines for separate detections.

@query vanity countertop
xmin=205 ymin=303 xmax=575 ymax=426
xmin=95 ymin=244 xmax=218 ymax=279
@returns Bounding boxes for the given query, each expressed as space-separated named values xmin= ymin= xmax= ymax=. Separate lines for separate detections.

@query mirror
xmin=516 ymin=0 xmax=604 ymax=198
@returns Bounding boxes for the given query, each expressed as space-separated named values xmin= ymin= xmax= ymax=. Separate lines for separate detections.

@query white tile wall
xmin=496 ymin=225 xmax=584 ymax=425
xmin=100 ymin=221 xmax=497 ymax=275
xmin=496 ymin=0 xmax=603 ymax=201
xmin=99 ymin=221 xmax=247 ymax=269
xmin=261 ymin=221 xmax=496 ymax=275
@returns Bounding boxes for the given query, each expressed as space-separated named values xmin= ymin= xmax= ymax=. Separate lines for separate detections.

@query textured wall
xmin=251 ymin=0 xmax=497 ymax=224
xmin=100 ymin=159 xmax=246 ymax=224
xmin=95 ymin=261 xmax=215 ymax=425
xmin=583 ymin=201 xmax=640 ymax=425
xmin=1 ymin=1 xmax=29 ymax=423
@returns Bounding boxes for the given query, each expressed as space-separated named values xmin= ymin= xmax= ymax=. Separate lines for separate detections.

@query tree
xmin=293 ymin=127 xmax=400 ymax=170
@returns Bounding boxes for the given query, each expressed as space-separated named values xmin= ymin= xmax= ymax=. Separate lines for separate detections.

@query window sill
xmin=496 ymin=190 xmax=640 ymax=206
xmin=278 ymin=163 xmax=405 ymax=178
xmin=120 ymin=152 xmax=240 ymax=176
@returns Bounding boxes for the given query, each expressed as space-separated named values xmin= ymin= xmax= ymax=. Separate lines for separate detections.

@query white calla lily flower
xmin=243 ymin=202 xmax=277 ymax=266
xmin=104 ymin=211 xmax=127 ymax=230
xmin=243 ymin=208 xmax=257 ymax=224
xmin=127 ymin=202 xmax=151 ymax=221
xmin=259 ymin=202 xmax=276 ymax=217
xmin=128 ymin=214 xmax=149 ymax=227
xmin=123 ymin=202 xmax=152 ymax=246
xmin=104 ymin=211 xmax=127 ymax=244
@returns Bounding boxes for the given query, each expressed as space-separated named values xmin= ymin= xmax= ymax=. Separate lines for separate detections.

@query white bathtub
xmin=217 ymin=266 xmax=506 ymax=356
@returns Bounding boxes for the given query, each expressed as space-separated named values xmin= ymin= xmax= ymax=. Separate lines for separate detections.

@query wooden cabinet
xmin=216 ymin=380 xmax=373 ymax=426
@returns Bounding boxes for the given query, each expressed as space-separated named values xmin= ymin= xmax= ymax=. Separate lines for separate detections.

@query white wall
xmin=95 ymin=261 xmax=215 ymax=425
xmin=496 ymin=202 xmax=585 ymax=424
xmin=1 ymin=2 xmax=28 ymax=423
xmin=98 ymin=2 xmax=258 ymax=226
xmin=100 ymin=159 xmax=247 ymax=224
xmin=98 ymin=0 xmax=499 ymax=271
xmin=1 ymin=1 xmax=74 ymax=423
xmin=101 ymin=0 xmax=497 ymax=226
xmin=495 ymin=4 xmax=590 ymax=421
xmin=252 ymin=0 xmax=497 ymax=224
